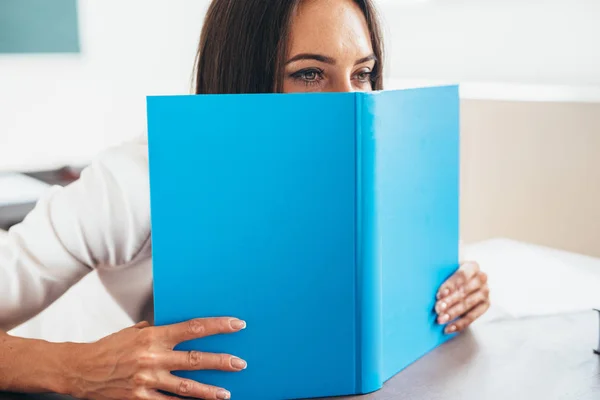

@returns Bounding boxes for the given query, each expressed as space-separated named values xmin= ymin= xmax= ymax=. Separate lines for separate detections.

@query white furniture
xmin=463 ymin=238 xmax=600 ymax=320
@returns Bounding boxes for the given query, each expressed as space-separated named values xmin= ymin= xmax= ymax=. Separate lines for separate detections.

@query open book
xmin=146 ymin=86 xmax=460 ymax=399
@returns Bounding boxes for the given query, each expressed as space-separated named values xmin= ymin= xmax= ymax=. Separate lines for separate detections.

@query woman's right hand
xmin=65 ymin=317 xmax=247 ymax=400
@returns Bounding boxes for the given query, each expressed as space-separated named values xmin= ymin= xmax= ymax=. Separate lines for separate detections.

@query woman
xmin=0 ymin=0 xmax=490 ymax=399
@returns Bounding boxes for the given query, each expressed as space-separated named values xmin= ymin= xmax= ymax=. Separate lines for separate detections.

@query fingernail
xmin=439 ymin=314 xmax=450 ymax=324
xmin=230 ymin=319 xmax=246 ymax=330
xmin=437 ymin=301 xmax=447 ymax=312
xmin=446 ymin=325 xmax=457 ymax=334
xmin=217 ymin=389 xmax=231 ymax=399
xmin=231 ymin=357 xmax=247 ymax=370
xmin=437 ymin=288 xmax=450 ymax=299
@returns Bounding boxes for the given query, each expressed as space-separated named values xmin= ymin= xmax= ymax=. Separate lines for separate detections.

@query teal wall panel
xmin=0 ymin=0 xmax=80 ymax=53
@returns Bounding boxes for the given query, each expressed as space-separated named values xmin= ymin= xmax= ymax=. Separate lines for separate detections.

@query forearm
xmin=0 ymin=330 xmax=79 ymax=394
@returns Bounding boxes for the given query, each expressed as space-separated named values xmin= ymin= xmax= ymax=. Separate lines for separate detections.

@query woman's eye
xmin=356 ymin=71 xmax=372 ymax=83
xmin=303 ymin=70 xmax=319 ymax=81
xmin=291 ymin=68 xmax=324 ymax=86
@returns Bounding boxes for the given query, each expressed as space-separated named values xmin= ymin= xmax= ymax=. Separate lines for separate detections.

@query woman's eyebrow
xmin=285 ymin=53 xmax=377 ymax=65
xmin=286 ymin=53 xmax=336 ymax=65
xmin=355 ymin=54 xmax=377 ymax=65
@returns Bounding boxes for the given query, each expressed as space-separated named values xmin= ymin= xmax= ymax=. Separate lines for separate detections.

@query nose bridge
xmin=329 ymin=76 xmax=355 ymax=93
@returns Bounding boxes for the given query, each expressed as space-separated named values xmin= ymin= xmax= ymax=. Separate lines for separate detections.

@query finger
xmin=445 ymin=301 xmax=490 ymax=334
xmin=161 ymin=350 xmax=247 ymax=372
xmin=156 ymin=372 xmax=232 ymax=400
xmin=437 ymin=284 xmax=489 ymax=324
xmin=437 ymin=261 xmax=480 ymax=300
xmin=134 ymin=321 xmax=152 ymax=329
xmin=159 ymin=317 xmax=246 ymax=347
xmin=128 ymin=387 xmax=161 ymax=400
xmin=150 ymin=390 xmax=181 ymax=400
xmin=435 ymin=271 xmax=488 ymax=314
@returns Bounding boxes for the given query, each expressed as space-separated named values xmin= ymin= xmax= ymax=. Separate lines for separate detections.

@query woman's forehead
xmin=287 ymin=0 xmax=374 ymax=60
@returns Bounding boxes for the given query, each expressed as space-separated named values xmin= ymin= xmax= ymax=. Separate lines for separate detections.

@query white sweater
xmin=0 ymin=136 xmax=154 ymax=332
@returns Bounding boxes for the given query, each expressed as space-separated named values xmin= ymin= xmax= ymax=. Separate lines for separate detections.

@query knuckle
xmin=219 ymin=318 xmax=232 ymax=332
xmin=137 ymin=351 xmax=159 ymax=368
xmin=482 ymin=284 xmax=490 ymax=297
xmin=465 ymin=296 xmax=474 ymax=309
xmin=448 ymin=291 xmax=459 ymax=304
xmin=138 ymin=328 xmax=157 ymax=346
xmin=455 ymin=305 xmax=464 ymax=317
xmin=456 ymin=270 xmax=467 ymax=285
xmin=219 ymin=353 xmax=231 ymax=369
xmin=132 ymin=372 xmax=152 ymax=388
xmin=133 ymin=321 xmax=150 ymax=329
xmin=177 ymin=379 xmax=194 ymax=395
xmin=132 ymin=388 xmax=148 ymax=400
xmin=188 ymin=350 xmax=205 ymax=368
xmin=474 ymin=291 xmax=486 ymax=305
xmin=188 ymin=319 xmax=207 ymax=336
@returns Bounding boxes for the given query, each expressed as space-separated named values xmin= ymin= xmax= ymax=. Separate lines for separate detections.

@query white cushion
xmin=463 ymin=238 xmax=600 ymax=319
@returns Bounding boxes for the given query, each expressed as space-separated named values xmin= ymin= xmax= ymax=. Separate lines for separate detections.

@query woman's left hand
xmin=435 ymin=261 xmax=490 ymax=334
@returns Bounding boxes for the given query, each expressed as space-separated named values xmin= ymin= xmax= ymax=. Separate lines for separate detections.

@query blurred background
xmin=1 ymin=0 xmax=599 ymax=341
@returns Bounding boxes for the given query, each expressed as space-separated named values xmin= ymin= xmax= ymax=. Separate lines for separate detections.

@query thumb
xmin=133 ymin=321 xmax=152 ymax=329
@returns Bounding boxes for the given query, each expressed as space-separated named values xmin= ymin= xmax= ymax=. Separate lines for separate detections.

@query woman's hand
xmin=65 ymin=317 xmax=247 ymax=400
xmin=435 ymin=261 xmax=490 ymax=334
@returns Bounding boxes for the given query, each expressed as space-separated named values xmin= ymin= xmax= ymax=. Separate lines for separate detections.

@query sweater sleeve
xmin=0 ymin=137 xmax=152 ymax=332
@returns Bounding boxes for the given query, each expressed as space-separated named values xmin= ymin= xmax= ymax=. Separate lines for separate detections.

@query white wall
xmin=380 ymin=0 xmax=600 ymax=86
xmin=1 ymin=0 xmax=599 ymax=171
xmin=0 ymin=0 xmax=210 ymax=171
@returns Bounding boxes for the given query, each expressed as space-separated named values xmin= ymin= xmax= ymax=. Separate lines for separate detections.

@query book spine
xmin=355 ymin=93 xmax=383 ymax=394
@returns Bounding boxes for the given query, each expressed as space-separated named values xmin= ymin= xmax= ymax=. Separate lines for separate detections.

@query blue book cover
xmin=146 ymin=86 xmax=460 ymax=400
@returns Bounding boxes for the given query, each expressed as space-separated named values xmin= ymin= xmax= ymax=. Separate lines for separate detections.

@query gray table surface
xmin=2 ymin=311 xmax=599 ymax=400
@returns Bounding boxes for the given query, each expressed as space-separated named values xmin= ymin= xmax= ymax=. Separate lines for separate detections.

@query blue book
xmin=147 ymin=86 xmax=460 ymax=400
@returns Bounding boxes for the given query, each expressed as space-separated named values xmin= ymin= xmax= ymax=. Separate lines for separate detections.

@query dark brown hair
xmin=193 ymin=0 xmax=384 ymax=94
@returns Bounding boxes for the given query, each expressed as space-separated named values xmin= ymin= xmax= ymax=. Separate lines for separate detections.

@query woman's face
xmin=283 ymin=0 xmax=377 ymax=93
